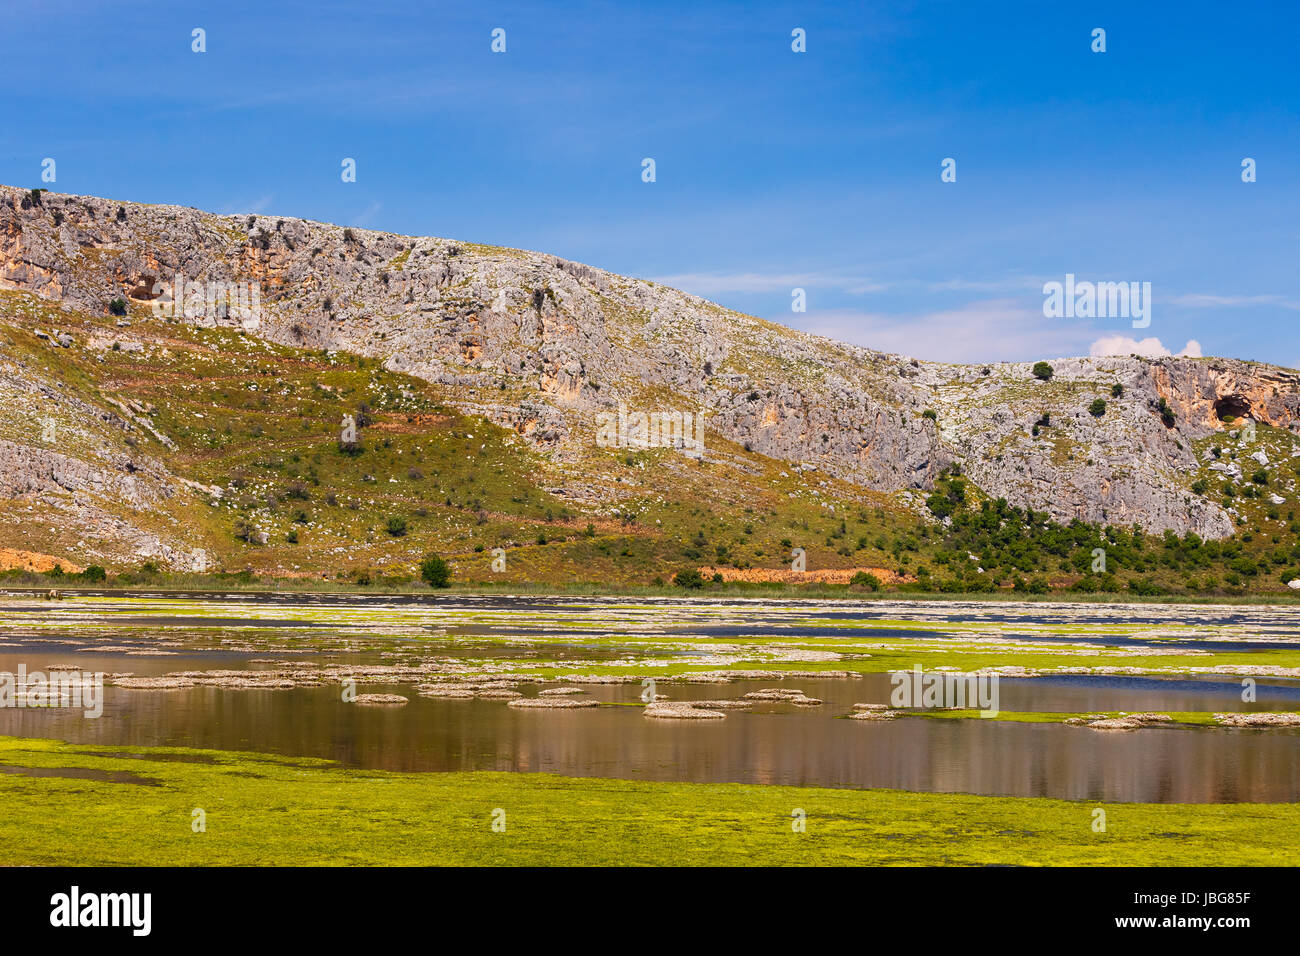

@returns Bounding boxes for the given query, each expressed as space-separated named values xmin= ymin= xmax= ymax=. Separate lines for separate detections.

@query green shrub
xmin=419 ymin=554 xmax=451 ymax=588
xmin=1032 ymin=361 xmax=1053 ymax=380
xmin=1128 ymin=578 xmax=1167 ymax=596
xmin=926 ymin=494 xmax=955 ymax=519
xmin=849 ymin=571 xmax=881 ymax=591
xmin=1156 ymin=397 xmax=1175 ymax=427
xmin=1088 ymin=398 xmax=1106 ymax=417
xmin=673 ymin=568 xmax=705 ymax=589
xmin=386 ymin=516 xmax=408 ymax=537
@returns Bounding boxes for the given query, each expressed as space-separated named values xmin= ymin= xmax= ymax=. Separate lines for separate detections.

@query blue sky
xmin=3 ymin=0 xmax=1297 ymax=366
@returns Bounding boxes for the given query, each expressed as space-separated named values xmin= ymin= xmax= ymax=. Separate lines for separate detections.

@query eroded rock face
xmin=2 ymin=185 xmax=1296 ymax=537
xmin=0 ymin=344 xmax=212 ymax=571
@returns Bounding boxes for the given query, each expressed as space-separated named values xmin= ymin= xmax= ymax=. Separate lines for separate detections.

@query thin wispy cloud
xmin=219 ymin=195 xmax=275 ymax=216
xmin=795 ymin=299 xmax=1099 ymax=364
xmin=1168 ymin=293 xmax=1300 ymax=311
xmin=352 ymin=202 xmax=384 ymax=228
xmin=649 ymin=271 xmax=889 ymax=297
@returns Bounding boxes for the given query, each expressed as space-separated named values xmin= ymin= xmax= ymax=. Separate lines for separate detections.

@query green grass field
xmin=2 ymin=736 xmax=1295 ymax=866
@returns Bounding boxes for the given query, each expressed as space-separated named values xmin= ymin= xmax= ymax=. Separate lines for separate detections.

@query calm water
xmin=3 ymin=668 xmax=1300 ymax=803
xmin=2 ymin=594 xmax=1299 ymax=803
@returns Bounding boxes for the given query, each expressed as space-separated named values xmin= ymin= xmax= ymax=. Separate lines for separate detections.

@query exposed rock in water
xmin=416 ymin=686 xmax=477 ymax=699
xmin=742 ymin=688 xmax=824 ymax=705
xmin=114 ymin=676 xmax=196 ymax=689
xmin=1214 ymin=712 xmax=1300 ymax=727
xmin=849 ymin=709 xmax=902 ymax=720
xmin=507 ymin=696 xmax=599 ymax=709
xmin=1078 ymin=713 xmax=1173 ymax=731
xmin=643 ymin=701 xmax=727 ymax=719
xmin=686 ymin=699 xmax=753 ymax=710
xmin=475 ymin=689 xmax=523 ymax=700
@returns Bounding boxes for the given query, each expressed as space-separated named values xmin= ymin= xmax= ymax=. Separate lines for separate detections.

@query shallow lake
xmin=1 ymin=593 xmax=1298 ymax=803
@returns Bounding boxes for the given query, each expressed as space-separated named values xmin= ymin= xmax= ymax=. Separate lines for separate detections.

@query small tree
xmin=108 ymin=298 xmax=127 ymax=316
xmin=1032 ymin=361 xmax=1054 ymax=380
xmin=926 ymin=494 xmax=955 ymax=519
xmin=385 ymin=516 xmax=408 ymax=537
xmin=419 ymin=554 xmax=451 ymax=588
xmin=1111 ymin=383 xmax=1124 ymax=398
xmin=673 ymin=568 xmax=705 ymax=588
xmin=1089 ymin=398 xmax=1107 ymax=417
xmin=849 ymin=571 xmax=882 ymax=591
xmin=1156 ymin=397 xmax=1176 ymax=427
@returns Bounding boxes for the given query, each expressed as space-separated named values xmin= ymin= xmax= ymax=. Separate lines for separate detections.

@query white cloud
xmin=796 ymin=299 xmax=1097 ymax=363
xmin=925 ymin=275 xmax=1049 ymax=294
xmin=653 ymin=271 xmax=1046 ymax=299
xmin=650 ymin=271 xmax=888 ymax=296
xmin=219 ymin=194 xmax=275 ymax=215
xmin=1168 ymin=293 xmax=1300 ymax=310
xmin=1089 ymin=335 xmax=1202 ymax=358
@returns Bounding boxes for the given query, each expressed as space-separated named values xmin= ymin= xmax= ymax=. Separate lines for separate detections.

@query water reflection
xmin=2 ymin=676 xmax=1298 ymax=803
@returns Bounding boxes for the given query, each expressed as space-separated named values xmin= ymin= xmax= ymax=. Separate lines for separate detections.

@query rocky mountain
xmin=2 ymin=184 xmax=1298 ymax=575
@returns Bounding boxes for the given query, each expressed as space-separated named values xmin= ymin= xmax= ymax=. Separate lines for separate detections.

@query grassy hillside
xmin=3 ymin=288 xmax=1300 ymax=597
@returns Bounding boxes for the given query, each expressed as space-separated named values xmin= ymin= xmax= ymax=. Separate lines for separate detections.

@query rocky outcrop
xmin=2 ymin=184 xmax=1296 ymax=538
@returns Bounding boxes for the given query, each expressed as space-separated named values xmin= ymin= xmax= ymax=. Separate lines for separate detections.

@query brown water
xmin=2 ymin=670 xmax=1299 ymax=802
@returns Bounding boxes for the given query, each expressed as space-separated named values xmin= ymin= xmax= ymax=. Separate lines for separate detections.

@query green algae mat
xmin=2 ymin=736 xmax=1295 ymax=866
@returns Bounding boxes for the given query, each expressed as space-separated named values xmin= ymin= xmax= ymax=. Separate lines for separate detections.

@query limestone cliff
xmin=3 ymin=184 xmax=1297 ymax=541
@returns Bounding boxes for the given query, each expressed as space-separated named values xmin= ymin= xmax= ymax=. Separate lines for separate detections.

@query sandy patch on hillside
xmin=0 ymin=548 xmax=83 ymax=573
xmin=698 ymin=566 xmax=914 ymax=585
